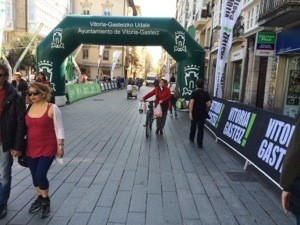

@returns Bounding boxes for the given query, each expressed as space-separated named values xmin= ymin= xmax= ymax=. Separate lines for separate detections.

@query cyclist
xmin=141 ymin=79 xmax=171 ymax=135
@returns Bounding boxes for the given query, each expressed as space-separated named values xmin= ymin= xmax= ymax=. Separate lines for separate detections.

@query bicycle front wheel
xmin=145 ymin=114 xmax=150 ymax=137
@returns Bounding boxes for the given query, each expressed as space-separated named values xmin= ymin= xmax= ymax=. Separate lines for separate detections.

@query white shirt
xmin=52 ymin=104 xmax=65 ymax=140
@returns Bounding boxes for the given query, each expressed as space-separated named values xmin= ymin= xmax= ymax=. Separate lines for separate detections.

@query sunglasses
xmin=27 ymin=90 xmax=42 ymax=96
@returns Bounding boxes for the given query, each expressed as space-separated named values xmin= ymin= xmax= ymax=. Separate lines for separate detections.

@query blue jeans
xmin=0 ymin=144 xmax=13 ymax=205
xmin=296 ymin=214 xmax=300 ymax=225
xmin=27 ymin=156 xmax=54 ymax=190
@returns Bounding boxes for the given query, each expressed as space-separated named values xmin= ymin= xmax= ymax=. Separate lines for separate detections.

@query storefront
xmin=283 ymin=56 xmax=300 ymax=118
xmin=230 ymin=49 xmax=243 ymax=101
xmin=276 ymin=26 xmax=300 ymax=118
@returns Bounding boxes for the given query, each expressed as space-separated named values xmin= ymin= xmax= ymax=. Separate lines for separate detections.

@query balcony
xmin=258 ymin=0 xmax=300 ymax=27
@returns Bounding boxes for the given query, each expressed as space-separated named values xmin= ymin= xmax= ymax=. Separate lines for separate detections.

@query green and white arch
xmin=36 ymin=15 xmax=205 ymax=105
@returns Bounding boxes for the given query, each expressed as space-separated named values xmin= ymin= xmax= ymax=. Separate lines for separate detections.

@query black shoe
xmin=159 ymin=129 xmax=163 ymax=135
xmin=189 ymin=137 xmax=194 ymax=142
xmin=155 ymin=129 xmax=159 ymax=135
xmin=29 ymin=196 xmax=42 ymax=213
xmin=40 ymin=197 xmax=50 ymax=218
xmin=0 ymin=204 xmax=7 ymax=219
xmin=198 ymin=144 xmax=203 ymax=148
xmin=175 ymin=113 xmax=178 ymax=118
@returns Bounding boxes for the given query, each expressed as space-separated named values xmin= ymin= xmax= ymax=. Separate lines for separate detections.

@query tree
xmin=6 ymin=33 xmax=41 ymax=71
xmin=144 ymin=51 xmax=153 ymax=78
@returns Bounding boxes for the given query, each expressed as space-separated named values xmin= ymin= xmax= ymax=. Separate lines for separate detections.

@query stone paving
xmin=2 ymin=86 xmax=296 ymax=225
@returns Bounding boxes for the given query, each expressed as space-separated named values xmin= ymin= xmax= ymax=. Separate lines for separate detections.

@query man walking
xmin=189 ymin=79 xmax=211 ymax=148
xmin=0 ymin=63 xmax=26 ymax=219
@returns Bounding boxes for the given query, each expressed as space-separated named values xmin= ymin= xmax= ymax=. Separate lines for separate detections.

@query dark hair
xmin=170 ymin=76 xmax=176 ymax=82
xmin=196 ymin=79 xmax=204 ymax=88
xmin=38 ymin=72 xmax=47 ymax=80
xmin=0 ymin=63 xmax=9 ymax=77
xmin=161 ymin=79 xmax=168 ymax=85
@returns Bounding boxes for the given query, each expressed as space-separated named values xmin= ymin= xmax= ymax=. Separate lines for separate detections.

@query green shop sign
xmin=36 ymin=15 xmax=205 ymax=105
xmin=255 ymin=31 xmax=276 ymax=57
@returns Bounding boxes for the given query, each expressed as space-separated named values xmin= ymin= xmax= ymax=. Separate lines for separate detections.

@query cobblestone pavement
xmin=3 ymin=86 xmax=296 ymax=225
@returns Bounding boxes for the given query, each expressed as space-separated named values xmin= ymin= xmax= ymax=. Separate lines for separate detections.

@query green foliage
xmin=7 ymin=33 xmax=42 ymax=69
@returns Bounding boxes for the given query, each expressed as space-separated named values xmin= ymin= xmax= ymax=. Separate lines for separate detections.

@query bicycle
xmin=144 ymin=100 xmax=155 ymax=138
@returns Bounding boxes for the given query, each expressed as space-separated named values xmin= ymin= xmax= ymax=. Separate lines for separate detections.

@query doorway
xmin=256 ymin=57 xmax=268 ymax=108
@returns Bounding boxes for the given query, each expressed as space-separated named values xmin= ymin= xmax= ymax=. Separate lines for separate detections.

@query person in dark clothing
xmin=188 ymin=79 xmax=211 ymax=148
xmin=11 ymin=72 xmax=28 ymax=100
xmin=0 ymin=63 xmax=26 ymax=219
xmin=281 ymin=114 xmax=300 ymax=225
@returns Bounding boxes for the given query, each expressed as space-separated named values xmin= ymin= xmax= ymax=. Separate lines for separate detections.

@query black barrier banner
xmin=205 ymin=97 xmax=296 ymax=186
xmin=206 ymin=99 xmax=226 ymax=135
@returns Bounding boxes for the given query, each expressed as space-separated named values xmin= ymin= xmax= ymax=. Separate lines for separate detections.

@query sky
xmin=134 ymin=0 xmax=177 ymax=65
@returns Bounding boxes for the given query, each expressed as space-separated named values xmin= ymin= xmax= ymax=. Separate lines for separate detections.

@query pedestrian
xmin=136 ymin=78 xmax=142 ymax=91
xmin=141 ymin=79 xmax=171 ymax=135
xmin=81 ymin=74 xmax=87 ymax=83
xmin=168 ymin=76 xmax=179 ymax=118
xmin=36 ymin=72 xmax=51 ymax=86
xmin=11 ymin=71 xmax=28 ymax=100
xmin=25 ymin=82 xmax=65 ymax=218
xmin=188 ymin=79 xmax=211 ymax=148
xmin=116 ymin=76 xmax=121 ymax=89
xmin=120 ymin=77 xmax=125 ymax=89
xmin=281 ymin=114 xmax=300 ymax=225
xmin=0 ymin=63 xmax=26 ymax=219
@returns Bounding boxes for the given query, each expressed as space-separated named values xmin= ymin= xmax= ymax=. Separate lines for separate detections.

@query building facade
xmin=176 ymin=0 xmax=300 ymax=118
xmin=258 ymin=0 xmax=300 ymax=118
xmin=72 ymin=0 xmax=138 ymax=81
xmin=3 ymin=0 xmax=71 ymax=49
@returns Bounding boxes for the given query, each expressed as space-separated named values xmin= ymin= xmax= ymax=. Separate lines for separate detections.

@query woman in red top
xmin=142 ymin=79 xmax=171 ymax=135
xmin=25 ymin=82 xmax=65 ymax=218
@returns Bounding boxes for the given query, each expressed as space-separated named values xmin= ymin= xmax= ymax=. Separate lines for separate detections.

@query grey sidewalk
xmin=3 ymin=86 xmax=296 ymax=225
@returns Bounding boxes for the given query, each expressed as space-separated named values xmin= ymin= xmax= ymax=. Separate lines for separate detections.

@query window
xmin=283 ymin=57 xmax=300 ymax=118
xmin=103 ymin=50 xmax=109 ymax=60
xmin=255 ymin=4 xmax=260 ymax=25
xmin=28 ymin=5 xmax=36 ymax=21
xmin=83 ymin=49 xmax=89 ymax=59
xmin=5 ymin=2 xmax=12 ymax=20
xmin=3 ymin=34 xmax=8 ymax=43
xmin=232 ymin=61 xmax=242 ymax=101
xmin=246 ymin=8 xmax=254 ymax=30
xmin=103 ymin=8 xmax=111 ymax=16
xmin=83 ymin=9 xmax=90 ymax=15
xmin=245 ymin=3 xmax=260 ymax=31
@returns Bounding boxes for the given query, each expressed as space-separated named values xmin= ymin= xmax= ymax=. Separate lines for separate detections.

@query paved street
xmin=3 ymin=86 xmax=296 ymax=225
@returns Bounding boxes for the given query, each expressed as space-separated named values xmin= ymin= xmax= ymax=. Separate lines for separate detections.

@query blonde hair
xmin=28 ymin=82 xmax=52 ymax=102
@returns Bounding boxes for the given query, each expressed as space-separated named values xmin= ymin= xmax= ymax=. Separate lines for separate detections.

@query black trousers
xmin=189 ymin=117 xmax=205 ymax=146
xmin=156 ymin=110 xmax=168 ymax=130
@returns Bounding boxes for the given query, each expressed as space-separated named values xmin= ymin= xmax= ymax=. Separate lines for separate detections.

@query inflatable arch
xmin=36 ymin=15 xmax=205 ymax=105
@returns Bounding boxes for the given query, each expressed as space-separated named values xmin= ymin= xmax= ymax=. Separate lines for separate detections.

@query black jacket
xmin=11 ymin=79 xmax=28 ymax=99
xmin=1 ymin=82 xmax=26 ymax=152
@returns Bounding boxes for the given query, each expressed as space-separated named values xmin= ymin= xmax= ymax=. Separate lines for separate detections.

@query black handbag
xmin=18 ymin=152 xmax=28 ymax=167
xmin=289 ymin=177 xmax=300 ymax=215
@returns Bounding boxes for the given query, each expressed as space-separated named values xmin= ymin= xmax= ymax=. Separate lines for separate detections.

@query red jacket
xmin=143 ymin=86 xmax=171 ymax=109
